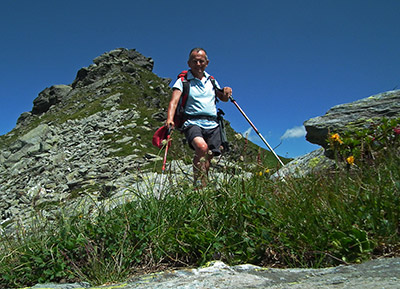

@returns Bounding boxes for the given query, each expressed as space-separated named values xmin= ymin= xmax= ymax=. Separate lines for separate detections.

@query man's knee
xmin=192 ymin=137 xmax=208 ymax=155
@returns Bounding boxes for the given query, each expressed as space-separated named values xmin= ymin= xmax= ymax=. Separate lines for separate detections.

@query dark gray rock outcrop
xmin=304 ymin=90 xmax=400 ymax=147
xmin=71 ymin=48 xmax=154 ymax=89
xmin=31 ymin=85 xmax=73 ymax=115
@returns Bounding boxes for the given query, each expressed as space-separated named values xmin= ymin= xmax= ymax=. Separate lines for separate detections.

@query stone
xmin=16 ymin=111 xmax=32 ymax=126
xmin=274 ymin=89 xmax=400 ymax=179
xmin=272 ymin=148 xmax=335 ymax=180
xmin=32 ymin=85 xmax=72 ymax=115
xmin=19 ymin=124 xmax=51 ymax=146
xmin=102 ymin=92 xmax=122 ymax=108
xmin=27 ymin=258 xmax=400 ymax=289
xmin=304 ymin=90 xmax=400 ymax=147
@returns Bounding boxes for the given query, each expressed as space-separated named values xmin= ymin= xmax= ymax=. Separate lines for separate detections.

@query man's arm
xmin=166 ymin=88 xmax=182 ymax=128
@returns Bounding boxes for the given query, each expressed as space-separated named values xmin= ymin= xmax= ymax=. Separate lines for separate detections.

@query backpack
xmin=173 ymin=70 xmax=219 ymax=129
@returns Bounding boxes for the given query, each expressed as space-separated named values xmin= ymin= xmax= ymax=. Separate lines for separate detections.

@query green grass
xmin=1 ymin=128 xmax=399 ymax=288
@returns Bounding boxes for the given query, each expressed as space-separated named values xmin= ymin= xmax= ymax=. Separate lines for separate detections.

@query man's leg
xmin=192 ymin=136 xmax=213 ymax=187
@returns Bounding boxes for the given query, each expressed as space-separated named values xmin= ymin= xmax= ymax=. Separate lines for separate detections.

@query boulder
xmin=32 ymin=85 xmax=72 ymax=115
xmin=271 ymin=148 xmax=335 ymax=180
xmin=272 ymin=89 xmax=400 ymax=180
xmin=304 ymin=90 xmax=400 ymax=147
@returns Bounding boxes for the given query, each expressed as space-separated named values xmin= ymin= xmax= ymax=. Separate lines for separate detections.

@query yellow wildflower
xmin=265 ymin=169 xmax=270 ymax=174
xmin=330 ymin=133 xmax=343 ymax=144
xmin=346 ymin=156 xmax=355 ymax=165
xmin=257 ymin=171 xmax=263 ymax=177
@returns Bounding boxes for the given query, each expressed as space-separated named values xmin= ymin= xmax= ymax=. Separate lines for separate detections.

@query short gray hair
xmin=189 ymin=47 xmax=209 ymax=61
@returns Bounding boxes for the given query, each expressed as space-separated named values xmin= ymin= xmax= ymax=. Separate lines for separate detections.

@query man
xmin=166 ymin=48 xmax=233 ymax=187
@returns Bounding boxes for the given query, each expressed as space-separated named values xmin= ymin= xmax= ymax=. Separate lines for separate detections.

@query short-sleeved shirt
xmin=172 ymin=70 xmax=221 ymax=129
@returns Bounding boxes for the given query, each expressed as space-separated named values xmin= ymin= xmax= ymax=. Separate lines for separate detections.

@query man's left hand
xmin=218 ymin=87 xmax=232 ymax=101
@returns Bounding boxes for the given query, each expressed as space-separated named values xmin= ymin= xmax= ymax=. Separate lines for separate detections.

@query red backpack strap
xmin=177 ymin=70 xmax=190 ymax=107
xmin=177 ymin=70 xmax=188 ymax=81
xmin=173 ymin=70 xmax=190 ymax=129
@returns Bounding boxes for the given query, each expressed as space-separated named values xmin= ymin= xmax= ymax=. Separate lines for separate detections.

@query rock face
xmin=71 ymin=48 xmax=154 ymax=89
xmin=304 ymin=90 xmax=400 ymax=147
xmin=0 ymin=48 xmax=170 ymax=230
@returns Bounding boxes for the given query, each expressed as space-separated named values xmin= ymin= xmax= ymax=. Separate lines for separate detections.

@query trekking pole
xmin=161 ymin=127 xmax=172 ymax=173
xmin=229 ymin=96 xmax=284 ymax=166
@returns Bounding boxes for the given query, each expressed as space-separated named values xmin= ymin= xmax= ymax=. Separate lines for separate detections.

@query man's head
xmin=188 ymin=48 xmax=209 ymax=78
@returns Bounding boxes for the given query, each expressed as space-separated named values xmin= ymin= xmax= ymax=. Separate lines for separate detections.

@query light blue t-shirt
xmin=172 ymin=70 xmax=221 ymax=129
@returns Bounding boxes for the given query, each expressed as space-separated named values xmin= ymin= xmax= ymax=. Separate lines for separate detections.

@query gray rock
xmin=272 ymin=148 xmax=335 ymax=180
xmin=274 ymin=90 xmax=400 ymax=179
xmin=102 ymin=92 xmax=122 ymax=108
xmin=304 ymin=90 xmax=400 ymax=147
xmin=30 ymin=282 xmax=90 ymax=288
xmin=28 ymin=258 xmax=400 ymax=289
xmin=72 ymin=48 xmax=154 ymax=89
xmin=16 ymin=111 xmax=32 ymax=126
xmin=32 ymin=85 xmax=72 ymax=115
xmin=19 ymin=123 xmax=51 ymax=146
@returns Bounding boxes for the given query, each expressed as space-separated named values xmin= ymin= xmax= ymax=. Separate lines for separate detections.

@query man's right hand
xmin=165 ymin=120 xmax=174 ymax=129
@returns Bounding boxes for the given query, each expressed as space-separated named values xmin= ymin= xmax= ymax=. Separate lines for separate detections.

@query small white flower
xmin=235 ymin=133 xmax=243 ymax=140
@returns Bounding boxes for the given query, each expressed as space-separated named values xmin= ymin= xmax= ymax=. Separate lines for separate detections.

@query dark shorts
xmin=184 ymin=125 xmax=222 ymax=156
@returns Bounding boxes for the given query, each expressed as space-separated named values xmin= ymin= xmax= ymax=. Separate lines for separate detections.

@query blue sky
xmin=1 ymin=0 xmax=399 ymax=158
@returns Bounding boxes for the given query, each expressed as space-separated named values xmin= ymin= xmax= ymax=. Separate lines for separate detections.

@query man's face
xmin=188 ymin=50 xmax=209 ymax=77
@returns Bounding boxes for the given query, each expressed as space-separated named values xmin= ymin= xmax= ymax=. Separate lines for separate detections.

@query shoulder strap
xmin=209 ymin=76 xmax=222 ymax=104
xmin=178 ymin=70 xmax=190 ymax=109
xmin=177 ymin=70 xmax=188 ymax=80
xmin=178 ymin=71 xmax=220 ymax=106
xmin=210 ymin=76 xmax=223 ymax=93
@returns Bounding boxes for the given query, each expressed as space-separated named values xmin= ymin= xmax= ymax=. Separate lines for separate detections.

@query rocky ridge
xmin=0 ymin=48 xmax=180 ymax=230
